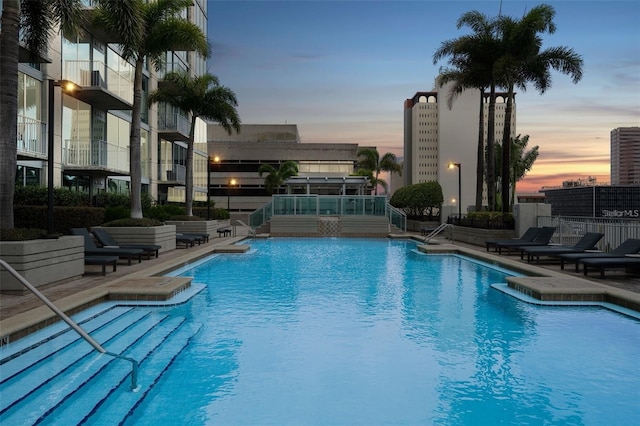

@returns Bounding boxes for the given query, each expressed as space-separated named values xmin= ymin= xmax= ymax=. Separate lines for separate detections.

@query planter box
xmin=165 ymin=220 xmax=218 ymax=237
xmin=0 ymin=236 xmax=84 ymax=294
xmin=97 ymin=224 xmax=176 ymax=253
xmin=450 ymin=225 xmax=515 ymax=246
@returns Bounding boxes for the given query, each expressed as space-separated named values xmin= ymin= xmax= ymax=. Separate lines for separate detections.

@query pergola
xmin=283 ymin=176 xmax=371 ymax=195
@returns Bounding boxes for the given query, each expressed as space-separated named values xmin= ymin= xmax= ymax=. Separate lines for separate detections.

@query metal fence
xmin=537 ymin=216 xmax=640 ymax=252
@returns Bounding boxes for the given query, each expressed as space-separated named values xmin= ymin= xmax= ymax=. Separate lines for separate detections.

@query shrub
xmin=0 ymin=228 xmax=47 ymax=241
xmin=192 ymin=207 xmax=229 ymax=219
xmin=145 ymin=204 xmax=186 ymax=222
xmin=13 ymin=206 xmax=104 ymax=234
xmin=103 ymin=218 xmax=164 ymax=227
xmin=458 ymin=211 xmax=514 ymax=229
xmin=14 ymin=186 xmax=90 ymax=206
xmin=390 ymin=181 xmax=443 ymax=219
xmin=169 ymin=215 xmax=204 ymax=221
xmin=104 ymin=206 xmax=130 ymax=222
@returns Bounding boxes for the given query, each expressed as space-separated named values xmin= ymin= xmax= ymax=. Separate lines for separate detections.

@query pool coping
xmin=0 ymin=238 xmax=249 ymax=346
xmin=418 ymin=242 xmax=640 ymax=313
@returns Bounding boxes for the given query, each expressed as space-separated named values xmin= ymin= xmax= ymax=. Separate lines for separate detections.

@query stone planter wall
xmin=449 ymin=225 xmax=515 ymax=247
xmin=97 ymin=225 xmax=176 ymax=253
xmin=0 ymin=236 xmax=84 ymax=294
xmin=165 ymin=220 xmax=218 ymax=237
xmin=407 ymin=219 xmax=441 ymax=233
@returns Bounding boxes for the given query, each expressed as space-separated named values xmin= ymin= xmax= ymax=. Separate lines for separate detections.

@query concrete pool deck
xmin=1 ymin=233 xmax=639 ymax=345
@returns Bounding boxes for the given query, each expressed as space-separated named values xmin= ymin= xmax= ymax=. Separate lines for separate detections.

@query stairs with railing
xmin=0 ymin=306 xmax=201 ymax=424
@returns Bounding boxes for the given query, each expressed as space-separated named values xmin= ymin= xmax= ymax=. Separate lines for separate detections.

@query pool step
xmin=0 ymin=308 xmax=200 ymax=425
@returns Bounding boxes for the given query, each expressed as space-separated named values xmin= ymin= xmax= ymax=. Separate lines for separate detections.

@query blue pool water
xmin=3 ymin=238 xmax=639 ymax=425
xmin=129 ymin=238 xmax=638 ymax=425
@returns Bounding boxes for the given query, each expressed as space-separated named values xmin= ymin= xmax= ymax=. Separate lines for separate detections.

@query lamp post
xmin=227 ymin=178 xmax=236 ymax=212
xmin=448 ymin=162 xmax=461 ymax=223
xmin=207 ymin=155 xmax=220 ymax=220
xmin=47 ymin=79 xmax=79 ymax=237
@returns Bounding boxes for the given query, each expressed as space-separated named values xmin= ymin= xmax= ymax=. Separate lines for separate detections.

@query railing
xmin=0 ymin=259 xmax=139 ymax=391
xmin=537 ymin=215 xmax=640 ymax=252
xmin=424 ymin=223 xmax=454 ymax=244
xmin=156 ymin=61 xmax=188 ymax=80
xmin=63 ymin=59 xmax=134 ymax=104
xmin=158 ymin=112 xmax=191 ymax=137
xmin=164 ymin=164 xmax=186 ymax=184
xmin=247 ymin=195 xmax=407 ymax=231
xmin=17 ymin=115 xmax=46 ymax=156
xmin=234 ymin=219 xmax=256 ymax=236
xmin=62 ymin=139 xmax=129 ymax=172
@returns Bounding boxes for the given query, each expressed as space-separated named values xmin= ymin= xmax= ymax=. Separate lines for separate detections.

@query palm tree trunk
xmin=0 ymin=0 xmax=20 ymax=229
xmin=501 ymin=84 xmax=514 ymax=214
xmin=475 ymin=90 xmax=485 ymax=211
xmin=185 ymin=117 xmax=197 ymax=216
xmin=486 ymin=82 xmax=497 ymax=211
xmin=129 ymin=56 xmax=144 ymax=219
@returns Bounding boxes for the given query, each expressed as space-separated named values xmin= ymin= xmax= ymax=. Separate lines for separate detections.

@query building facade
xmin=542 ymin=185 xmax=640 ymax=218
xmin=611 ymin=126 xmax=640 ymax=185
xmin=207 ymin=124 xmax=363 ymax=212
xmin=14 ymin=1 xmax=210 ymax=206
xmin=403 ymin=78 xmax=514 ymax=215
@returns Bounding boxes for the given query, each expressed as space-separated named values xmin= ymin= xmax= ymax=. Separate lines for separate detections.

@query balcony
xmin=17 ymin=116 xmax=46 ymax=159
xmin=158 ymin=112 xmax=191 ymax=141
xmin=62 ymin=139 xmax=129 ymax=175
xmin=156 ymin=60 xmax=188 ymax=83
xmin=163 ymin=164 xmax=186 ymax=185
xmin=63 ymin=60 xmax=133 ymax=110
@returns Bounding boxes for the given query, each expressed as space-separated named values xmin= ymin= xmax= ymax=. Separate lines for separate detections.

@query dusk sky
xmin=208 ymin=0 xmax=640 ymax=193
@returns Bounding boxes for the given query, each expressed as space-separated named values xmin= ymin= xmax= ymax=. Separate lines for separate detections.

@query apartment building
xmin=611 ymin=126 xmax=640 ymax=185
xmin=14 ymin=1 xmax=210 ymax=206
xmin=403 ymin=77 xmax=514 ymax=215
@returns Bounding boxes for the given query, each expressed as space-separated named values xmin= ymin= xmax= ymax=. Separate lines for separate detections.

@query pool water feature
xmin=1 ymin=238 xmax=638 ymax=425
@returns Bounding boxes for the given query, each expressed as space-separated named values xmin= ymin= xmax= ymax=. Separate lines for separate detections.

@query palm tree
xmin=494 ymin=134 xmax=539 ymax=209
xmin=149 ymin=72 xmax=240 ymax=216
xmin=433 ymin=10 xmax=502 ymax=211
xmin=258 ymin=161 xmax=299 ymax=194
xmin=356 ymin=147 xmax=402 ymax=195
xmin=92 ymin=0 xmax=210 ymax=218
xmin=495 ymin=4 xmax=583 ymax=213
xmin=0 ymin=0 xmax=84 ymax=229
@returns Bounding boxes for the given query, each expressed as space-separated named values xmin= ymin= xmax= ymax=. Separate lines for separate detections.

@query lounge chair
xmin=84 ymin=255 xmax=118 ymax=276
xmin=556 ymin=238 xmax=640 ymax=272
xmin=178 ymin=232 xmax=209 ymax=244
xmin=521 ymin=232 xmax=604 ymax=262
xmin=91 ymin=228 xmax=160 ymax=259
xmin=176 ymin=234 xmax=196 ymax=248
xmin=581 ymin=256 xmax=640 ymax=278
xmin=485 ymin=227 xmax=539 ymax=252
xmin=494 ymin=226 xmax=556 ymax=255
xmin=70 ymin=228 xmax=144 ymax=265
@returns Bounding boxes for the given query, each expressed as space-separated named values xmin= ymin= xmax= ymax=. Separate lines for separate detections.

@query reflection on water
xmin=126 ymin=238 xmax=640 ymax=425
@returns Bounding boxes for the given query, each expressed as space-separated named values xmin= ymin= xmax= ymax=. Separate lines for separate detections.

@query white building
xmin=403 ymin=78 xmax=515 ymax=216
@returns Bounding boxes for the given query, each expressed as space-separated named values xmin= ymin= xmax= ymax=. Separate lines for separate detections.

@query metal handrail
xmin=425 ymin=223 xmax=454 ymax=243
xmin=234 ymin=219 xmax=256 ymax=237
xmin=0 ymin=259 xmax=140 ymax=391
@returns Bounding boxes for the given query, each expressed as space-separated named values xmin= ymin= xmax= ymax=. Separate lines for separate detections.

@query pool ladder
xmin=424 ymin=223 xmax=454 ymax=244
xmin=0 ymin=259 xmax=140 ymax=391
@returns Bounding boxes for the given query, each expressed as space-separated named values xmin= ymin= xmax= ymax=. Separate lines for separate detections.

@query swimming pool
xmin=2 ymin=238 xmax=639 ymax=424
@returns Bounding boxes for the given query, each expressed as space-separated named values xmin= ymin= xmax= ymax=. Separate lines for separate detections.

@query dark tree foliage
xmin=390 ymin=181 xmax=444 ymax=219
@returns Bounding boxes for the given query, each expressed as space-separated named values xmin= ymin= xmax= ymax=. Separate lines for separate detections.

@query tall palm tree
xmin=149 ymin=72 xmax=240 ymax=216
xmin=433 ymin=10 xmax=502 ymax=211
xmin=258 ymin=161 xmax=299 ymax=194
xmin=495 ymin=4 xmax=583 ymax=213
xmin=92 ymin=0 xmax=210 ymax=218
xmin=356 ymin=147 xmax=402 ymax=195
xmin=494 ymin=134 xmax=539 ymax=209
xmin=0 ymin=0 xmax=84 ymax=229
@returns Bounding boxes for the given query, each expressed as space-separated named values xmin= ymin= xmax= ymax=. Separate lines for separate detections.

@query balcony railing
xmin=158 ymin=112 xmax=191 ymax=137
xmin=63 ymin=59 xmax=134 ymax=104
xmin=62 ymin=139 xmax=129 ymax=173
xmin=156 ymin=61 xmax=188 ymax=80
xmin=163 ymin=164 xmax=186 ymax=184
xmin=17 ymin=115 xmax=46 ymax=157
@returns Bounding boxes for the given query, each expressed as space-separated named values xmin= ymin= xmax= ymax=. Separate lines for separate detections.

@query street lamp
xmin=448 ymin=162 xmax=461 ymax=223
xmin=227 ymin=178 xmax=237 ymax=212
xmin=207 ymin=155 xmax=220 ymax=220
xmin=47 ymin=79 xmax=80 ymax=237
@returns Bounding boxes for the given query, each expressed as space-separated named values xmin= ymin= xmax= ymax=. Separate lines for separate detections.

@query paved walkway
xmin=1 ymin=233 xmax=639 ymax=343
